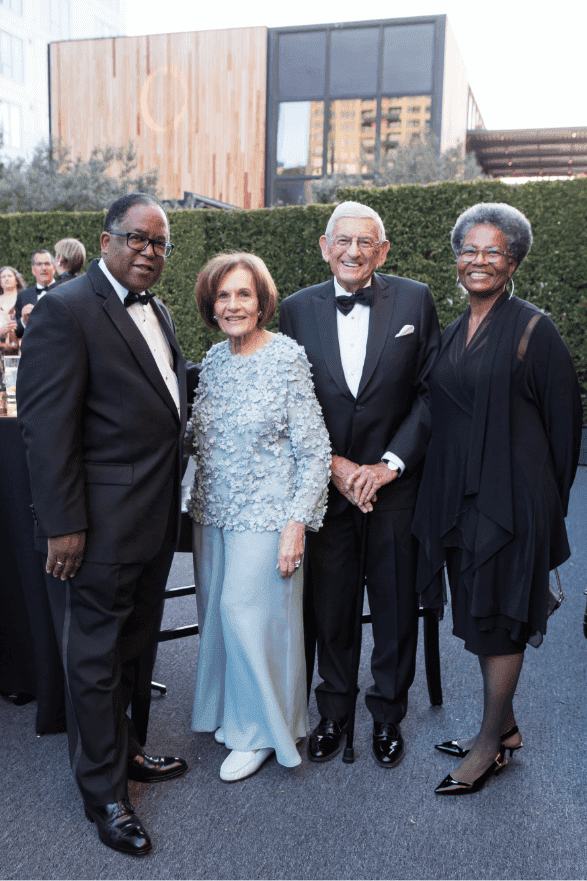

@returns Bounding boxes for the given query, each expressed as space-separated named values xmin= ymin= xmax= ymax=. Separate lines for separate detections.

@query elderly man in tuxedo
xmin=15 ymin=249 xmax=57 ymax=336
xmin=17 ymin=194 xmax=199 ymax=856
xmin=279 ymin=201 xmax=440 ymax=768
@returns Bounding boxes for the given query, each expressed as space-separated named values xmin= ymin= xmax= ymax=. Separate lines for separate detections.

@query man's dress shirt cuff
xmin=381 ymin=452 xmax=405 ymax=476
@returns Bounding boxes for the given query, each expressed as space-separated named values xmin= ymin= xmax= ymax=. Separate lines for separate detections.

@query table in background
xmin=0 ymin=417 xmax=65 ymax=733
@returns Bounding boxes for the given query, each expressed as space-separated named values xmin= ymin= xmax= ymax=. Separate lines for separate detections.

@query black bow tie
xmin=37 ymin=285 xmax=53 ymax=294
xmin=124 ymin=290 xmax=155 ymax=307
xmin=335 ymin=286 xmax=374 ymax=316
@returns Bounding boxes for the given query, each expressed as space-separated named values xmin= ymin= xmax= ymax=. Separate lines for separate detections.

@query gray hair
xmin=451 ymin=202 xmax=533 ymax=265
xmin=325 ymin=201 xmax=386 ymax=242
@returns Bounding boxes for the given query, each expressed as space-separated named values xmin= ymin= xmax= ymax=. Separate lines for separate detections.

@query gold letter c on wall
xmin=140 ymin=66 xmax=189 ymax=133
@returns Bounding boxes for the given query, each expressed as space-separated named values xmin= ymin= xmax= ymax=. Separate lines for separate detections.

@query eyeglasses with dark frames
xmin=458 ymin=247 xmax=512 ymax=263
xmin=108 ymin=231 xmax=174 ymax=258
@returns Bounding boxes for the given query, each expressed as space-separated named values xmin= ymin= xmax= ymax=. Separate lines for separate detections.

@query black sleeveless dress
xmin=413 ymin=293 xmax=582 ymax=654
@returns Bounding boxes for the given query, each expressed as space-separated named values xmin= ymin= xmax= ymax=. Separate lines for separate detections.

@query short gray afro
xmin=451 ymin=202 xmax=533 ymax=265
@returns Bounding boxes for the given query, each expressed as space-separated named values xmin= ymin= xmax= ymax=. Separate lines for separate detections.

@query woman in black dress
xmin=413 ymin=203 xmax=582 ymax=794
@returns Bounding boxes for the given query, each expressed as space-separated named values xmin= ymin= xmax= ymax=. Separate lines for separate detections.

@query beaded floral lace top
xmin=188 ymin=333 xmax=331 ymax=532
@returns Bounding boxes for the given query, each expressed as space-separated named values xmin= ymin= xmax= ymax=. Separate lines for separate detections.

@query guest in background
xmin=413 ymin=203 xmax=582 ymax=795
xmin=15 ymin=250 xmax=57 ymax=336
xmin=55 ymin=238 xmax=87 ymax=282
xmin=189 ymin=252 xmax=331 ymax=782
xmin=0 ymin=266 xmax=26 ymax=388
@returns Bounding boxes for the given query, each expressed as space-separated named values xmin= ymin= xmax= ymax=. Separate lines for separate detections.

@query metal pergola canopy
xmin=467 ymin=127 xmax=587 ymax=177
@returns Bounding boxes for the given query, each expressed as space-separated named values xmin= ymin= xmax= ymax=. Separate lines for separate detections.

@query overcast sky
xmin=124 ymin=1 xmax=584 ymax=133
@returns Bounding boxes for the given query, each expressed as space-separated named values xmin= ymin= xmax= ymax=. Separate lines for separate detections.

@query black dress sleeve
xmin=522 ymin=314 xmax=582 ymax=516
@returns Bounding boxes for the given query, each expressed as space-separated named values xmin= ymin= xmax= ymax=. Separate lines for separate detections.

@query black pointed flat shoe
xmin=434 ymin=749 xmax=508 ymax=795
xmin=434 ymin=725 xmax=523 ymax=759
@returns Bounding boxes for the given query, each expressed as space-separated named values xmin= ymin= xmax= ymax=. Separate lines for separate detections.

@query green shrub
xmin=2 ymin=179 xmax=586 ymax=415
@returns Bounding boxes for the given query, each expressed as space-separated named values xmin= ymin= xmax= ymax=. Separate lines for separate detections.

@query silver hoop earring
xmin=506 ymin=278 xmax=515 ymax=298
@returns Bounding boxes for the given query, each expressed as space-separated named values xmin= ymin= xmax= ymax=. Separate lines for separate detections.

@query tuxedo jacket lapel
xmin=312 ymin=281 xmax=354 ymax=401
xmin=151 ymin=298 xmax=187 ymax=427
xmin=88 ymin=261 xmax=180 ymax=422
xmin=357 ymin=274 xmax=395 ymax=397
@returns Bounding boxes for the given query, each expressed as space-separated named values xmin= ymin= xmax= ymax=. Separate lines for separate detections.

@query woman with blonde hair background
xmin=54 ymin=238 xmax=86 ymax=282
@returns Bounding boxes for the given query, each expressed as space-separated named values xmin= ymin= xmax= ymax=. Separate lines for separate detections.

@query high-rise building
xmin=0 ymin=0 xmax=125 ymax=158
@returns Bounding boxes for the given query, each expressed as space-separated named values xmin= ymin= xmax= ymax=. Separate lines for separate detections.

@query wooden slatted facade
xmin=49 ymin=28 xmax=267 ymax=207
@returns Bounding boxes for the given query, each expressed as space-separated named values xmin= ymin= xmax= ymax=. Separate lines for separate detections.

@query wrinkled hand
xmin=46 ymin=532 xmax=86 ymax=581
xmin=277 ymin=519 xmax=306 ymax=579
xmin=347 ymin=462 xmax=397 ymax=510
xmin=331 ymin=455 xmax=366 ymax=508
xmin=21 ymin=303 xmax=34 ymax=325
xmin=331 ymin=455 xmax=388 ymax=513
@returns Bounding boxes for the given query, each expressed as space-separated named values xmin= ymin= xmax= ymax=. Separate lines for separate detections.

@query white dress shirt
xmin=98 ymin=258 xmax=180 ymax=415
xmin=334 ymin=276 xmax=405 ymax=475
xmin=36 ymin=282 xmax=56 ymax=300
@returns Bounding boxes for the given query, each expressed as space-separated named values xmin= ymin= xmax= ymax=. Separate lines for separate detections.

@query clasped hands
xmin=331 ymin=455 xmax=398 ymax=513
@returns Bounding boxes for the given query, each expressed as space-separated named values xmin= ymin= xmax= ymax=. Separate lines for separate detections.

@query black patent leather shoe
xmin=84 ymin=799 xmax=152 ymax=855
xmin=372 ymin=722 xmax=405 ymax=768
xmin=434 ymin=748 xmax=508 ymax=795
xmin=127 ymin=753 xmax=188 ymax=783
xmin=435 ymin=725 xmax=523 ymax=759
xmin=308 ymin=717 xmax=348 ymax=762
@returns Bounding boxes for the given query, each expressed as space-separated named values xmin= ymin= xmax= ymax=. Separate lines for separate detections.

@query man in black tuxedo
xmin=17 ymin=194 xmax=199 ymax=856
xmin=15 ymin=250 xmax=58 ymax=336
xmin=279 ymin=201 xmax=440 ymax=768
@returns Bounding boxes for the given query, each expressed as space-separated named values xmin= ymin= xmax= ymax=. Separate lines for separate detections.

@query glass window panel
xmin=0 ymin=0 xmax=23 ymax=14
xmin=329 ymin=28 xmax=379 ymax=98
xmin=277 ymin=101 xmax=323 ymax=177
xmin=50 ymin=0 xmax=59 ymax=30
xmin=0 ymin=31 xmax=9 ymax=78
xmin=273 ymin=179 xmax=315 ymax=207
xmin=0 ymin=30 xmax=23 ymax=82
xmin=13 ymin=32 xmax=23 ymax=80
xmin=278 ymin=31 xmax=326 ymax=100
xmin=327 ymin=99 xmax=377 ymax=175
xmin=0 ymin=101 xmax=21 ymax=147
xmin=379 ymin=95 xmax=431 ymax=155
xmin=60 ymin=0 xmax=70 ymax=38
xmin=382 ymin=24 xmax=435 ymax=94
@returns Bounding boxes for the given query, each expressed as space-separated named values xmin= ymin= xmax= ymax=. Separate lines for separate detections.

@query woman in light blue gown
xmin=189 ymin=252 xmax=331 ymax=782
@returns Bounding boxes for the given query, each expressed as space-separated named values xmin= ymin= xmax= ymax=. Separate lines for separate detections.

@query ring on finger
xmin=56 ymin=561 xmax=64 ymax=566
xmin=294 ymin=561 xmax=301 ymax=569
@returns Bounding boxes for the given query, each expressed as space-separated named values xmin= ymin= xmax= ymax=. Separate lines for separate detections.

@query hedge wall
xmin=2 ymin=179 xmax=586 ymax=413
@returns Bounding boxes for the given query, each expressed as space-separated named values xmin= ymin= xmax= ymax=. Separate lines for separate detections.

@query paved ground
xmin=1 ymin=471 xmax=585 ymax=880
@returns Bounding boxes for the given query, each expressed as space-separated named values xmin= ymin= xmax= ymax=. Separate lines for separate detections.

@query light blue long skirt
xmin=191 ymin=524 xmax=309 ymax=767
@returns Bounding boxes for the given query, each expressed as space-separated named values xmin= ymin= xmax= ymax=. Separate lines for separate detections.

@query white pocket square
xmin=395 ymin=325 xmax=414 ymax=337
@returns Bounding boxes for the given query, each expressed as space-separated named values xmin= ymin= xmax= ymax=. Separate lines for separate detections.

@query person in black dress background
xmin=413 ymin=203 xmax=582 ymax=794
